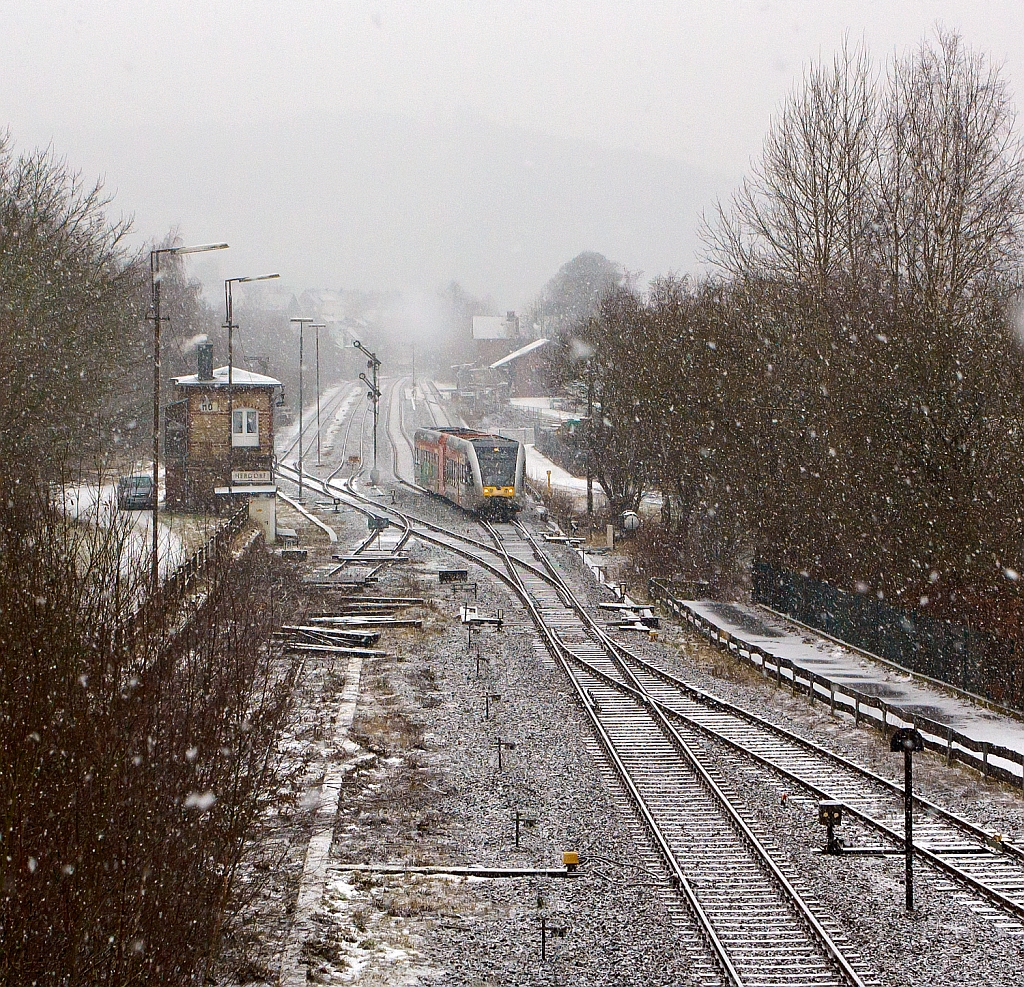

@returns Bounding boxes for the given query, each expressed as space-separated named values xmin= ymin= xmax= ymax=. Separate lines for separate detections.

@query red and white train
xmin=413 ymin=427 xmax=525 ymax=515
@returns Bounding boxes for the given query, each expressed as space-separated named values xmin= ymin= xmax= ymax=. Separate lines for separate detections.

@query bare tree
xmin=702 ymin=38 xmax=878 ymax=290
xmin=0 ymin=133 xmax=148 ymax=491
xmin=575 ymin=287 xmax=656 ymax=515
xmin=875 ymin=29 xmax=1024 ymax=317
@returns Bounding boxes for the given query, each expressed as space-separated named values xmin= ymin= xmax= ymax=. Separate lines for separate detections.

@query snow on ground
xmin=227 ymin=388 xmax=1024 ymax=986
xmin=509 ymin=396 xmax=579 ymax=422
xmin=524 ymin=443 xmax=607 ymax=511
xmin=318 ymin=875 xmax=443 ymax=985
xmin=59 ymin=469 xmax=186 ymax=577
xmin=276 ymin=384 xmax=351 ymax=465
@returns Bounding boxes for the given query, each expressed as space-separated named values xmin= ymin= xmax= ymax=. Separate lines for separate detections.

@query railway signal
xmin=817 ymin=801 xmax=843 ymax=855
xmin=890 ymin=726 xmax=924 ymax=911
xmin=353 ymin=340 xmax=382 ymax=484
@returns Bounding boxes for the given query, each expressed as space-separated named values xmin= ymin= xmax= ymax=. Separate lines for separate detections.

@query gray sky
xmin=4 ymin=1 xmax=1024 ymax=307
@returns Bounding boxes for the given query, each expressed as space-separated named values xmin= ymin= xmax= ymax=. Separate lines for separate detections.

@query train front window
xmin=474 ymin=443 xmax=518 ymax=486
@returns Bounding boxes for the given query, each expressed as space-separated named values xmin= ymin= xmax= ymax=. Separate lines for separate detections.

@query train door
xmin=416 ymin=445 xmax=439 ymax=490
xmin=438 ymin=434 xmax=450 ymax=498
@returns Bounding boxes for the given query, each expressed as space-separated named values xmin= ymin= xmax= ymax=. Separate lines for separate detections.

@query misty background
xmin=7 ymin=1 xmax=1024 ymax=308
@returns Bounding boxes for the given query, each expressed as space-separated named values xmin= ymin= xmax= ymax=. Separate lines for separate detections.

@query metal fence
xmin=649 ymin=578 xmax=1024 ymax=788
xmin=163 ymin=504 xmax=252 ymax=603
xmin=752 ymin=562 xmax=1024 ymax=711
xmin=535 ymin=427 xmax=587 ymax=475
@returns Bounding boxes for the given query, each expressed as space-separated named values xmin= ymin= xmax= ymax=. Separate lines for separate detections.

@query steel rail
xmin=303 ymin=420 xmax=1024 ymax=924
xmin=277 ymin=381 xmax=357 ymax=463
xmin=619 ymin=641 xmax=1024 ymax=861
xmin=497 ymin=521 xmax=867 ymax=986
xmin=373 ymin=387 xmax=1024 ymax=875
xmin=510 ymin=519 xmax=1024 ymax=925
xmin=295 ymin=382 xmax=1020 ymax=954
xmin=303 ymin=449 xmax=741 ymax=978
xmin=482 ymin=523 xmax=744 ymax=984
xmin=286 ymin=456 xmax=862 ymax=981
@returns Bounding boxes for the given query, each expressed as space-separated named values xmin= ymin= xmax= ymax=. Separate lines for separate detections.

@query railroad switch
xmin=818 ymin=800 xmax=844 ymax=855
xmin=562 ymin=851 xmax=579 ymax=871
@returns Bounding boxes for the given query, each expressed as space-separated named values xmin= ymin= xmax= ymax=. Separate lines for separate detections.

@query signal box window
xmin=232 ymin=408 xmax=259 ymax=447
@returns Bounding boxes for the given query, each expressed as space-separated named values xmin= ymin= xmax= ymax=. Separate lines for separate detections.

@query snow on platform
xmin=662 ymin=594 xmax=1024 ymax=787
xmin=525 ymin=443 xmax=607 ymax=510
xmin=510 ymin=396 xmax=578 ymax=422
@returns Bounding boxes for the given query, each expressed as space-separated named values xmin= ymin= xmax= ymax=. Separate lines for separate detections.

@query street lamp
xmin=150 ymin=240 xmax=228 ymax=587
xmin=353 ymin=339 xmax=382 ymax=484
xmin=310 ymin=324 xmax=326 ymax=466
xmin=225 ymin=274 xmax=279 ymax=476
xmin=224 ymin=274 xmax=280 ymax=386
xmin=290 ymin=317 xmax=314 ymax=501
xmin=586 ymin=360 xmax=595 ymax=516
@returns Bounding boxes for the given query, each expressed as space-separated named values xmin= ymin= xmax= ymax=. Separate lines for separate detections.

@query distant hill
xmin=60 ymin=110 xmax=733 ymax=303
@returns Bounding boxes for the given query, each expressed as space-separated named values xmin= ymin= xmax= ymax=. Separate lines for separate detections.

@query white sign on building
xmin=232 ymin=469 xmax=272 ymax=484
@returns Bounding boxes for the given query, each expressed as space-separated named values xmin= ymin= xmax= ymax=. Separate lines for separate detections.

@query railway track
xmin=277 ymin=379 xmax=1024 ymax=980
xmin=276 ymin=381 xmax=360 ymax=465
xmin=281 ymin=388 xmax=874 ymax=984
xmin=487 ymin=520 xmax=875 ymax=986
xmin=381 ymin=380 xmax=1024 ymax=921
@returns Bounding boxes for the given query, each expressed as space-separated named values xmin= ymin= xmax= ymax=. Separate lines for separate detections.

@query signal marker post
xmin=890 ymin=726 xmax=924 ymax=911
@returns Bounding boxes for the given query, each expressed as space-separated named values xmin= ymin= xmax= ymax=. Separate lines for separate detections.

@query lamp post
xmin=311 ymin=323 xmax=326 ymax=466
xmin=150 ymin=240 xmax=228 ymax=587
xmin=586 ymin=361 xmax=594 ymax=516
xmin=225 ymin=273 xmax=279 ymax=477
xmin=353 ymin=340 xmax=382 ymax=484
xmin=290 ymin=317 xmax=314 ymax=501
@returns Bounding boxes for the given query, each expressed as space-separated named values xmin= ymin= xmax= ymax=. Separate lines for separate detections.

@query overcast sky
xmin=4 ymin=1 xmax=1024 ymax=307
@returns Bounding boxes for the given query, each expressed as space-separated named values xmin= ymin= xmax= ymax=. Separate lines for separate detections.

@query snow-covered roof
xmin=489 ymin=337 xmax=549 ymax=370
xmin=172 ymin=365 xmax=282 ymax=388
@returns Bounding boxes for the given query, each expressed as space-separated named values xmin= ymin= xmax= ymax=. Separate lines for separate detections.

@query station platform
xmin=654 ymin=591 xmax=1024 ymax=789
